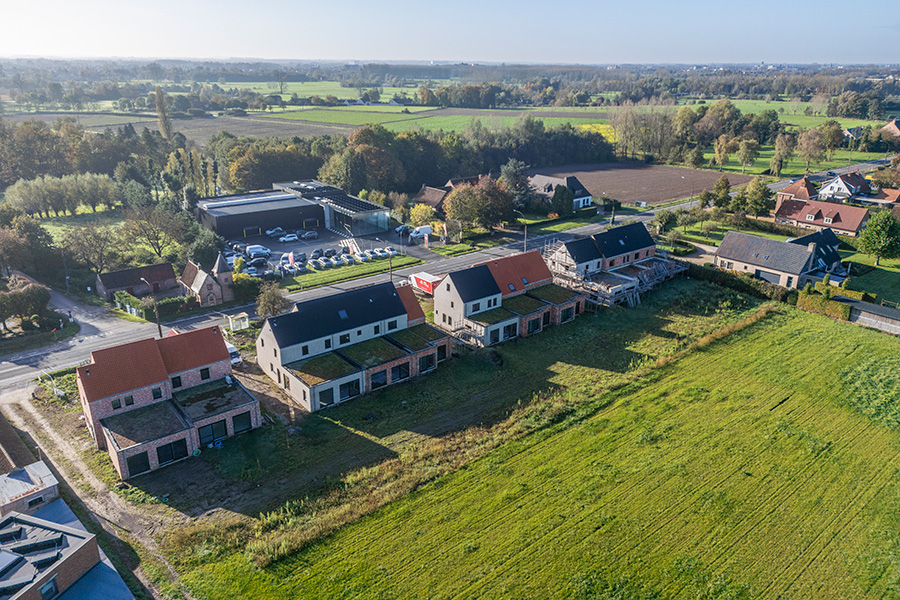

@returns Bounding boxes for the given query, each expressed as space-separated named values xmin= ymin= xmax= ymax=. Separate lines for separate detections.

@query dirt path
xmin=1 ymin=393 xmax=196 ymax=600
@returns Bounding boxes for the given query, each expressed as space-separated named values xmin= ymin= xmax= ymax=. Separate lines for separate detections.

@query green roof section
xmin=470 ymin=307 xmax=518 ymax=326
xmin=102 ymin=401 xmax=189 ymax=450
xmin=339 ymin=337 xmax=407 ymax=368
xmin=285 ymin=352 xmax=359 ymax=386
xmin=504 ymin=294 xmax=548 ymax=316
xmin=527 ymin=283 xmax=581 ymax=304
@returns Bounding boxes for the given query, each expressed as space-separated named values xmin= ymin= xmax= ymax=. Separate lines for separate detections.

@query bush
xmin=797 ymin=290 xmax=851 ymax=320
xmin=687 ymin=263 xmax=789 ymax=302
xmin=114 ymin=291 xmax=198 ymax=320
xmin=814 ymin=282 xmax=874 ymax=303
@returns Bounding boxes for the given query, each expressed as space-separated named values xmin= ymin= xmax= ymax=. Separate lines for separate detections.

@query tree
xmin=710 ymin=206 xmax=728 ymax=225
xmin=188 ymin=228 xmax=223 ymax=271
xmin=744 ymin=178 xmax=775 ymax=218
xmin=712 ymin=175 xmax=731 ymax=208
xmin=698 ymin=189 xmax=714 ymax=209
xmin=409 ymin=203 xmax=436 ymax=227
xmin=676 ymin=210 xmax=696 ymax=233
xmin=773 ymin=132 xmax=796 ymax=175
xmin=122 ymin=206 xmax=186 ymax=258
xmin=499 ymin=158 xmax=535 ymax=211
xmin=701 ymin=221 xmax=718 ymax=239
xmin=550 ymin=185 xmax=575 ymax=218
xmin=686 ymin=145 xmax=704 ymax=168
xmin=0 ymin=228 xmax=27 ymax=276
xmin=736 ymin=139 xmax=760 ymax=174
xmin=155 ymin=87 xmax=173 ymax=142
xmin=256 ymin=281 xmax=291 ymax=320
xmin=857 ymin=210 xmax=900 ymax=266
xmin=665 ymin=229 xmax=683 ymax=246
xmin=444 ymin=178 xmax=513 ymax=231
xmin=652 ymin=208 xmax=675 ymax=233
xmin=61 ymin=223 xmax=119 ymax=275
xmin=714 ymin=134 xmax=738 ymax=170
xmin=797 ymin=129 xmax=824 ymax=173
xmin=819 ymin=120 xmax=844 ymax=160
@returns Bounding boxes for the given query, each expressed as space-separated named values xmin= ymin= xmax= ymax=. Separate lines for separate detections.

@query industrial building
xmin=196 ymin=181 xmax=390 ymax=239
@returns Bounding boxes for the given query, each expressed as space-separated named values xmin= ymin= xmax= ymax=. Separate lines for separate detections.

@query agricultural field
xmin=528 ymin=163 xmax=752 ymax=205
xmin=703 ymin=146 xmax=889 ymax=179
xmin=218 ymin=81 xmax=420 ymax=101
xmin=182 ymin=308 xmax=900 ymax=599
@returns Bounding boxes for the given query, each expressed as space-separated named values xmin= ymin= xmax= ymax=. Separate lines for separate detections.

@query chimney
xmin=808 ymin=242 xmax=817 ymax=254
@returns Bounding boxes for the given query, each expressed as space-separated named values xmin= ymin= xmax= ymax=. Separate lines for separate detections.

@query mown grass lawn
xmin=32 ymin=205 xmax=125 ymax=241
xmin=262 ymin=108 xmax=426 ymax=126
xmin=428 ymin=243 xmax=477 ymax=257
xmin=840 ymin=249 xmax=900 ymax=304
xmin=184 ymin=308 xmax=900 ymax=599
xmin=702 ymin=147 xmax=886 ymax=179
xmin=675 ymin=219 xmax=791 ymax=247
xmin=281 ymin=255 xmax=422 ymax=291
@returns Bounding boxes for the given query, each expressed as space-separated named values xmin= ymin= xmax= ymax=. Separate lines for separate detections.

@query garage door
xmin=755 ymin=269 xmax=781 ymax=284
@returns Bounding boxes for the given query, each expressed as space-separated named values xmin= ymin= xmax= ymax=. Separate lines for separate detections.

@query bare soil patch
xmin=529 ymin=162 xmax=754 ymax=205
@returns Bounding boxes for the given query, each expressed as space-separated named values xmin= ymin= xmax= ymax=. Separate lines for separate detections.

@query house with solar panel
xmin=432 ymin=251 xmax=586 ymax=347
xmin=543 ymin=222 xmax=685 ymax=306
xmin=75 ymin=327 xmax=261 ymax=480
xmin=255 ymin=282 xmax=451 ymax=412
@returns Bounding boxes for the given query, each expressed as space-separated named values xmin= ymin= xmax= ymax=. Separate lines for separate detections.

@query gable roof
xmin=447 ymin=264 xmax=501 ymax=303
xmin=412 ymin=186 xmax=450 ymax=210
xmin=717 ymin=231 xmax=814 ymax=275
xmin=874 ymin=188 xmax=900 ymax=204
xmin=562 ymin=237 xmax=603 ymax=265
xmin=481 ymin=251 xmax=553 ymax=297
xmin=156 ymin=326 xmax=229 ymax=374
xmin=396 ymin=284 xmax=425 ymax=324
xmin=835 ymin=171 xmax=870 ymax=194
xmin=778 ymin=177 xmax=818 ymax=200
xmin=775 ymin=199 xmax=869 ymax=233
xmin=180 ymin=261 xmax=201 ymax=289
xmin=269 ymin=282 xmax=407 ymax=348
xmin=789 ymin=228 xmax=841 ymax=250
xmin=97 ymin=263 xmax=175 ymax=290
xmin=881 ymin=119 xmax=900 ymax=138
xmin=592 ymin=222 xmax=655 ymax=257
xmin=77 ymin=327 xmax=228 ymax=402
xmin=530 ymin=174 xmax=590 ymax=197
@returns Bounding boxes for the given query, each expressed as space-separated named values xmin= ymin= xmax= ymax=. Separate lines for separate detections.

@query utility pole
xmin=513 ymin=209 xmax=527 ymax=253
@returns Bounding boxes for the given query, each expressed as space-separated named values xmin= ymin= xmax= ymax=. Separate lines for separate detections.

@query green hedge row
xmin=687 ymin=263 xmax=790 ymax=302
xmin=797 ymin=291 xmax=852 ymax=320
xmin=813 ymin=282 xmax=873 ymax=302
xmin=114 ymin=291 xmax=199 ymax=321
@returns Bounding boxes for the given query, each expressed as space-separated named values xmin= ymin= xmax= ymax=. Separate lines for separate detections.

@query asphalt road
xmin=3 ymin=156 xmax=893 ymax=391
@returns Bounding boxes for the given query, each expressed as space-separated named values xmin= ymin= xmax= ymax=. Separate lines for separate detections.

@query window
xmin=371 ymin=370 xmax=388 ymax=389
xmin=171 ymin=376 xmax=182 ymax=389
xmin=126 ymin=452 xmax=150 ymax=477
xmin=319 ymin=388 xmax=335 ymax=407
xmin=28 ymin=496 xmax=44 ymax=508
xmin=489 ymin=329 xmax=500 ymax=345
xmin=391 ymin=362 xmax=410 ymax=381
xmin=233 ymin=411 xmax=252 ymax=434
xmin=824 ymin=217 xmax=833 ymax=224
xmin=521 ymin=277 xmax=528 ymax=285
xmin=502 ymin=323 xmax=518 ymax=340
xmin=442 ymin=314 xmax=447 ymax=323
xmin=338 ymin=310 xmax=348 ymax=320
xmin=446 ymin=283 xmax=450 ymax=291
xmin=388 ymin=320 xmax=398 ymax=331
xmin=284 ymin=375 xmax=290 ymax=390
xmin=152 ymin=387 xmax=162 ymax=400
xmin=542 ymin=311 xmax=551 ymax=327
xmin=527 ymin=318 xmax=541 ymax=335
xmin=340 ymin=333 xmax=350 ymax=344
xmin=260 ymin=339 xmax=264 ymax=347
xmin=786 ymin=276 xmax=794 ymax=288
xmin=437 ymin=344 xmax=447 ymax=362
xmin=302 ymin=390 xmax=307 ymax=401
xmin=277 ymin=370 xmax=281 ymax=384
xmin=561 ymin=307 xmax=575 ymax=323
xmin=157 ymin=438 xmax=188 ymax=465
xmin=374 ymin=325 xmax=380 ymax=334
xmin=198 ymin=420 xmax=228 ymax=445
xmin=200 ymin=368 xmax=210 ymax=380
xmin=473 ymin=302 xmax=480 ymax=312
xmin=274 ymin=348 xmax=278 ymax=358
xmin=419 ymin=354 xmax=435 ymax=373
xmin=39 ymin=577 xmax=58 ymax=600
xmin=357 ymin=330 xmax=362 ymax=336
xmin=302 ymin=345 xmax=309 ymax=356
xmin=508 ymin=284 xmax=515 ymax=292
xmin=124 ymin=395 xmax=134 ymax=406
xmin=207 ymin=283 xmax=213 ymax=291
xmin=447 ymin=316 xmax=453 ymax=326
xmin=325 ymin=339 xmax=332 ymax=349
xmin=339 ymin=379 xmax=361 ymax=401
xmin=111 ymin=398 xmax=121 ymax=410
xmin=806 ymin=214 xmax=814 ymax=221
xmin=450 ymin=301 xmax=455 ymax=308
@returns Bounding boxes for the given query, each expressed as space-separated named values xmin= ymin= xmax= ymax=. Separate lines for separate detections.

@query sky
xmin=2 ymin=0 xmax=898 ymax=65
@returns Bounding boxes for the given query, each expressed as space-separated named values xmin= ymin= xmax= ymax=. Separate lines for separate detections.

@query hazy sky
xmin=3 ymin=0 xmax=898 ymax=64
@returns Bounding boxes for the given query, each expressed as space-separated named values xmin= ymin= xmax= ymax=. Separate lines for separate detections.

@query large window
xmin=560 ymin=307 xmax=575 ymax=323
xmin=542 ymin=311 xmax=551 ymax=327
xmin=171 ymin=376 xmax=182 ymax=389
xmin=156 ymin=438 xmax=189 ymax=465
xmin=419 ymin=354 xmax=435 ymax=373
xmin=124 ymin=395 xmax=134 ymax=406
xmin=111 ymin=398 xmax=121 ymax=410
xmin=200 ymin=367 xmax=210 ymax=381
xmin=371 ymin=370 xmax=388 ymax=389
xmin=319 ymin=388 xmax=334 ymax=407
xmin=302 ymin=345 xmax=309 ymax=356
xmin=437 ymin=344 xmax=447 ymax=362
xmin=198 ymin=420 xmax=227 ymax=446
xmin=388 ymin=320 xmax=398 ymax=331
xmin=489 ymin=329 xmax=500 ymax=345
xmin=391 ymin=362 xmax=410 ymax=382
xmin=233 ymin=411 xmax=252 ymax=434
xmin=527 ymin=318 xmax=541 ymax=335
xmin=39 ymin=577 xmax=58 ymax=600
xmin=340 ymin=333 xmax=350 ymax=344
xmin=339 ymin=379 xmax=361 ymax=401
xmin=325 ymin=339 xmax=332 ymax=349
xmin=152 ymin=387 xmax=162 ymax=400
xmin=502 ymin=323 xmax=518 ymax=340
xmin=126 ymin=452 xmax=150 ymax=477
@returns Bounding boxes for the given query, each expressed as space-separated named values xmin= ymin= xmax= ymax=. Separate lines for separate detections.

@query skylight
xmin=521 ymin=277 xmax=528 ymax=285
xmin=508 ymin=284 xmax=515 ymax=291
xmin=338 ymin=310 xmax=348 ymax=319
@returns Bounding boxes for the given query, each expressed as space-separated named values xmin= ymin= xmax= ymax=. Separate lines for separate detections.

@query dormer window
xmin=806 ymin=214 xmax=815 ymax=221
xmin=824 ymin=217 xmax=832 ymax=224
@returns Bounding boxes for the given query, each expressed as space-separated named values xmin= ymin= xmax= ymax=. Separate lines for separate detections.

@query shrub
xmin=686 ymin=263 xmax=789 ymax=302
xmin=797 ymin=290 xmax=851 ymax=320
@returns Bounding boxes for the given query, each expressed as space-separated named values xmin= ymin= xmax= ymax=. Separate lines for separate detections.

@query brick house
xmin=775 ymin=177 xmax=819 ymax=204
xmin=818 ymin=172 xmax=871 ymax=201
xmin=256 ymin=282 xmax=451 ymax=412
xmin=433 ymin=250 xmax=585 ymax=347
xmin=530 ymin=174 xmax=593 ymax=210
xmin=545 ymin=222 xmax=657 ymax=278
xmin=179 ymin=253 xmax=235 ymax=307
xmin=76 ymin=326 xmax=261 ymax=479
xmin=95 ymin=263 xmax=178 ymax=302
xmin=774 ymin=198 xmax=869 ymax=236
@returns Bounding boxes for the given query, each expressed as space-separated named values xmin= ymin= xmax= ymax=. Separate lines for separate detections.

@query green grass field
xmin=262 ymin=108 xmax=427 ymax=126
xmin=219 ymin=81 xmax=418 ymax=101
xmin=840 ymin=249 xmax=900 ymax=304
xmin=33 ymin=205 xmax=125 ymax=241
xmin=702 ymin=147 xmax=887 ymax=179
xmin=675 ymin=220 xmax=790 ymax=247
xmin=182 ymin=308 xmax=900 ymax=599
xmin=281 ymin=255 xmax=422 ymax=291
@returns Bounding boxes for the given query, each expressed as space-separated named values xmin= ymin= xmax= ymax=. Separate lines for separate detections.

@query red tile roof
xmin=873 ymin=188 xmax=900 ymax=204
xmin=776 ymin=199 xmax=870 ymax=233
xmin=412 ymin=186 xmax=450 ymax=210
xmin=479 ymin=251 xmax=553 ymax=297
xmin=396 ymin=285 xmax=426 ymax=325
xmin=778 ymin=177 xmax=818 ymax=200
xmin=157 ymin=326 xmax=229 ymax=374
xmin=77 ymin=326 xmax=229 ymax=402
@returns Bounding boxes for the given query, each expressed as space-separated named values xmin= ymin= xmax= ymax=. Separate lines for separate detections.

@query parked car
xmin=232 ymin=242 xmax=247 ymax=253
xmin=364 ymin=249 xmax=378 ymax=259
xmin=282 ymin=264 xmax=298 ymax=275
xmin=316 ymin=258 xmax=331 ymax=269
xmin=354 ymin=253 xmax=370 ymax=263
xmin=266 ymin=227 xmax=286 ymax=238
xmin=385 ymin=247 xmax=398 ymax=256
xmin=329 ymin=256 xmax=343 ymax=267
xmin=826 ymin=171 xmax=837 ymax=177
xmin=302 ymin=230 xmax=319 ymax=240
xmin=294 ymin=252 xmax=307 ymax=263
xmin=341 ymin=255 xmax=355 ymax=265
xmin=409 ymin=225 xmax=432 ymax=240
xmin=292 ymin=229 xmax=307 ymax=237
xmin=223 ymin=249 xmax=236 ymax=258
xmin=310 ymin=249 xmax=324 ymax=260
xmin=246 ymin=245 xmax=271 ymax=258
xmin=278 ymin=233 xmax=299 ymax=243
xmin=396 ymin=224 xmax=412 ymax=235
xmin=373 ymin=248 xmax=388 ymax=258
xmin=225 ymin=253 xmax=245 ymax=266
xmin=341 ymin=246 xmax=353 ymax=255
xmin=324 ymin=248 xmax=337 ymax=258
xmin=225 ymin=342 xmax=242 ymax=366
xmin=243 ymin=266 xmax=259 ymax=276
xmin=248 ymin=257 xmax=269 ymax=269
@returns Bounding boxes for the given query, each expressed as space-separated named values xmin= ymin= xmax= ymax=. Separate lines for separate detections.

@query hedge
xmin=797 ymin=291 xmax=852 ymax=321
xmin=687 ymin=263 xmax=790 ymax=302
xmin=814 ymin=282 xmax=874 ymax=303
xmin=114 ymin=291 xmax=199 ymax=321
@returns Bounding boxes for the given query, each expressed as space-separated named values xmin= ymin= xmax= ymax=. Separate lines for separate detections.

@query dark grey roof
xmin=268 ymin=282 xmax=406 ymax=348
xmin=274 ymin=181 xmax=387 ymax=215
xmin=212 ymin=253 xmax=230 ymax=274
xmin=592 ymin=222 xmax=655 ymax=258
xmin=788 ymin=228 xmax=842 ymax=268
xmin=531 ymin=174 xmax=589 ymax=197
xmin=833 ymin=296 xmax=900 ymax=321
xmin=716 ymin=232 xmax=813 ymax=275
xmin=564 ymin=237 xmax=603 ymax=264
xmin=198 ymin=192 xmax=312 ymax=217
xmin=97 ymin=263 xmax=175 ymax=290
xmin=447 ymin=265 xmax=501 ymax=302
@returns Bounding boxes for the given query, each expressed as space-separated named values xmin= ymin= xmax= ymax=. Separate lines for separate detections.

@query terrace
xmin=468 ymin=307 xmax=518 ymax=326
xmin=387 ymin=324 xmax=448 ymax=352
xmin=173 ymin=378 xmax=257 ymax=423
xmin=338 ymin=337 xmax=407 ymax=368
xmin=101 ymin=401 xmax=190 ymax=451
xmin=503 ymin=294 xmax=549 ymax=316
xmin=285 ymin=353 xmax=360 ymax=386
xmin=526 ymin=283 xmax=581 ymax=305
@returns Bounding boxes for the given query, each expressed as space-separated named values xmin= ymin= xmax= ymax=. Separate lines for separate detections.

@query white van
xmin=409 ymin=225 xmax=432 ymax=239
xmin=225 ymin=342 xmax=242 ymax=366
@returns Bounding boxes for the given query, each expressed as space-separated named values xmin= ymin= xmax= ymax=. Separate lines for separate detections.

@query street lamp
xmin=513 ymin=209 xmax=527 ymax=253
xmin=139 ymin=277 xmax=163 ymax=338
